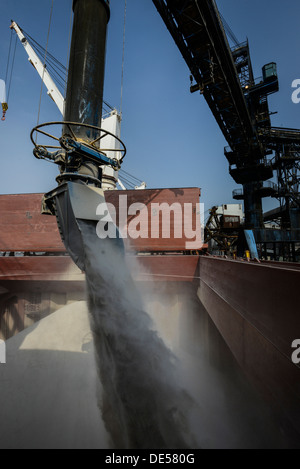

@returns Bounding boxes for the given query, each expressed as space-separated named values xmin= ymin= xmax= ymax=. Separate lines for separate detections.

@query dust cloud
xmin=142 ymin=282 xmax=289 ymax=449
xmin=80 ymin=220 xmax=290 ymax=449
xmin=80 ymin=220 xmax=199 ymax=449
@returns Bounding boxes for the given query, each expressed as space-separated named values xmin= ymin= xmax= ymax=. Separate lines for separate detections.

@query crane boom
xmin=10 ymin=21 xmax=65 ymax=116
xmin=152 ymin=0 xmax=256 ymax=157
xmin=10 ymin=20 xmax=135 ymax=191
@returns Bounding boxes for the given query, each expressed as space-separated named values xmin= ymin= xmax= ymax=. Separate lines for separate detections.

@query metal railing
xmin=232 ymin=188 xmax=244 ymax=198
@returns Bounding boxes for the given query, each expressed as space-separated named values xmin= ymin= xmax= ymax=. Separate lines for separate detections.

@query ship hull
xmin=198 ymin=256 xmax=300 ymax=446
xmin=0 ymin=192 xmax=299 ymax=447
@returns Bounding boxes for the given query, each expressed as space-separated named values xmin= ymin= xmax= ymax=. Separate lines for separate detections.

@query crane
xmin=10 ymin=20 xmax=146 ymax=192
xmin=152 ymin=0 xmax=276 ymax=228
xmin=20 ymin=0 xmax=298 ymax=263
xmin=153 ymin=0 xmax=300 ymax=260
xmin=10 ymin=21 xmax=65 ymax=115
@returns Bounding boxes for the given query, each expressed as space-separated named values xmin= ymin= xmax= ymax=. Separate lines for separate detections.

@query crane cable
xmin=4 ymin=29 xmax=13 ymax=86
xmin=219 ymin=13 xmax=239 ymax=48
xmin=22 ymin=28 xmax=67 ymax=91
xmin=18 ymin=25 xmax=115 ymax=116
xmin=2 ymin=29 xmax=17 ymax=121
xmin=120 ymin=0 xmax=127 ymax=119
xmin=64 ymin=0 xmax=73 ymax=99
xmin=7 ymin=36 xmax=17 ymax=102
xmin=36 ymin=0 xmax=54 ymax=141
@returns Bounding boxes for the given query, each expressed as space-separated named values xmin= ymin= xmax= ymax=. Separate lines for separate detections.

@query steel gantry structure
xmin=153 ymin=0 xmax=300 ymax=260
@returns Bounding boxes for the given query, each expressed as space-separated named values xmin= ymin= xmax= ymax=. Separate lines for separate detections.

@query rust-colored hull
xmin=0 ymin=254 xmax=200 ymax=342
xmin=0 ymin=190 xmax=202 ymax=341
xmin=105 ymin=187 xmax=202 ymax=251
xmin=0 ymin=193 xmax=65 ymax=253
xmin=198 ymin=256 xmax=300 ymax=446
xmin=0 ymin=254 xmax=200 ymax=283
xmin=0 ymin=192 xmax=300 ymax=446
xmin=0 ymin=189 xmax=203 ymax=254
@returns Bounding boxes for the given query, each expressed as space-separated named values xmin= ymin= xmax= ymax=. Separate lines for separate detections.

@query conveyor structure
xmin=153 ymin=0 xmax=300 ymax=259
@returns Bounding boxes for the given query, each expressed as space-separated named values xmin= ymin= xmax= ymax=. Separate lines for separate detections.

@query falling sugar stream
xmin=78 ymin=220 xmax=198 ymax=449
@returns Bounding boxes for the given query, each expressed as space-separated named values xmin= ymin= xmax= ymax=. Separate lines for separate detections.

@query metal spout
xmin=43 ymin=181 xmax=123 ymax=272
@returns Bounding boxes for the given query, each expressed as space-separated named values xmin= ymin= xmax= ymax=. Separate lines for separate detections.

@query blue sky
xmin=0 ymin=0 xmax=299 ymax=215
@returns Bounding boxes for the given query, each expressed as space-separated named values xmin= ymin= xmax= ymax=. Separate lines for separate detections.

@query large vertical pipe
xmin=64 ymin=0 xmax=110 ymax=142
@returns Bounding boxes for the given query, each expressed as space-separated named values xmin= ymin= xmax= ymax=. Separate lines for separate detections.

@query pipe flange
xmin=56 ymin=172 xmax=102 ymax=187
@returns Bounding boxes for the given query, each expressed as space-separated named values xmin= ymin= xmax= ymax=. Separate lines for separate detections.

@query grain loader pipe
xmin=64 ymin=0 xmax=110 ymax=143
xmin=34 ymin=0 xmax=125 ymax=272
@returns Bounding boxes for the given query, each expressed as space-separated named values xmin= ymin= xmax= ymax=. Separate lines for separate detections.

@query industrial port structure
xmin=153 ymin=0 xmax=300 ymax=261
xmin=0 ymin=0 xmax=299 ymax=449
